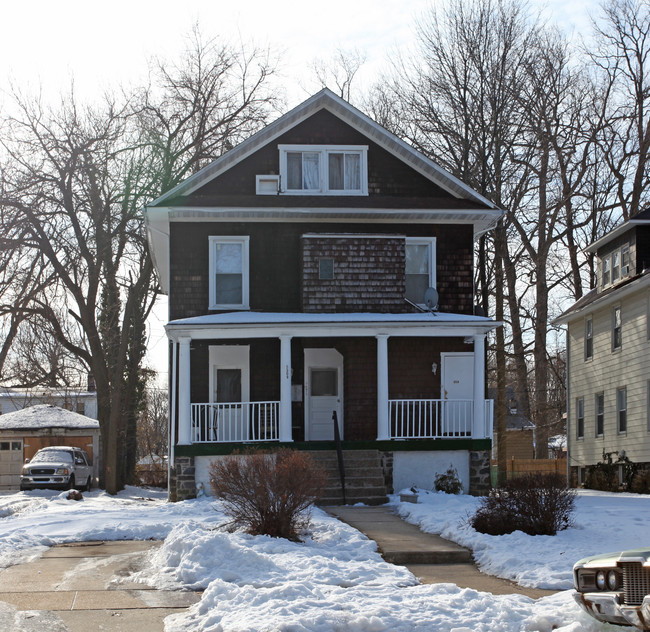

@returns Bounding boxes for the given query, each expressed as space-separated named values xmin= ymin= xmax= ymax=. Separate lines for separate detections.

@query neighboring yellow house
xmin=554 ymin=210 xmax=650 ymax=485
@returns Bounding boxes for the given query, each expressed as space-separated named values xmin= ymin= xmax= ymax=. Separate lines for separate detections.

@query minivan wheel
xmin=67 ymin=475 xmax=75 ymax=491
xmin=85 ymin=476 xmax=92 ymax=491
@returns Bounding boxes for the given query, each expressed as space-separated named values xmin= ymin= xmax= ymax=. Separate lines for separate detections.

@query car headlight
xmin=21 ymin=467 xmax=29 ymax=475
xmin=607 ymin=570 xmax=620 ymax=591
xmin=596 ymin=570 xmax=607 ymax=590
xmin=55 ymin=468 xmax=69 ymax=475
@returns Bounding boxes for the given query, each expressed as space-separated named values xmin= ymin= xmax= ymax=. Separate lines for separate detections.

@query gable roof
xmin=148 ymin=89 xmax=499 ymax=211
xmin=0 ymin=404 xmax=100 ymax=430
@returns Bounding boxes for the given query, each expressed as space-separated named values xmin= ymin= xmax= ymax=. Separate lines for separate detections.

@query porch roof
xmin=165 ymin=311 xmax=500 ymax=340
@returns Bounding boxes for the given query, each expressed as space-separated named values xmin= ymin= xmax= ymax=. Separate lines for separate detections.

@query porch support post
xmin=279 ymin=335 xmax=293 ymax=442
xmin=473 ymin=333 xmax=486 ymax=438
xmin=178 ymin=336 xmax=192 ymax=445
xmin=376 ymin=334 xmax=390 ymax=441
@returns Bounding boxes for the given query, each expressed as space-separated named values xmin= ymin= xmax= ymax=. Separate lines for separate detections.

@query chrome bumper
xmin=574 ymin=592 xmax=650 ymax=630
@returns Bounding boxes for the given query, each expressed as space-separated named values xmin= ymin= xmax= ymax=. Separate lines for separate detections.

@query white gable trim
xmin=147 ymin=89 xmax=499 ymax=210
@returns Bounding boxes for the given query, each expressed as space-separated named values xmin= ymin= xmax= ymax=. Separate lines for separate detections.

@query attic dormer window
xmin=279 ymin=145 xmax=368 ymax=195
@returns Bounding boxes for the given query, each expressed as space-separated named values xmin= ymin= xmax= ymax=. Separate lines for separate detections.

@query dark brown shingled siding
xmin=192 ymin=110 xmax=449 ymax=200
xmin=169 ymin=223 xmax=474 ymax=320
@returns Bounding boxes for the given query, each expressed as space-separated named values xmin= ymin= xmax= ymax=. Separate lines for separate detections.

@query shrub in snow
xmin=209 ymin=450 xmax=327 ymax=541
xmin=469 ymin=474 xmax=575 ymax=536
xmin=434 ymin=466 xmax=462 ymax=494
xmin=631 ymin=469 xmax=650 ymax=494
xmin=585 ymin=450 xmax=638 ymax=492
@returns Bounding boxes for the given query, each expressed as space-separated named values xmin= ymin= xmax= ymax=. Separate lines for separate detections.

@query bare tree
xmin=311 ymin=47 xmax=367 ymax=102
xmin=0 ymin=31 xmax=279 ymax=493
xmin=591 ymin=0 xmax=650 ymax=219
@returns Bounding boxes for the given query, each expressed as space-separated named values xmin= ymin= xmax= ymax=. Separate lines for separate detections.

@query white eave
xmin=146 ymin=205 xmax=503 ymax=294
xmin=552 ymin=272 xmax=650 ymax=326
xmin=165 ymin=311 xmax=501 ymax=340
xmin=585 ymin=217 xmax=650 ymax=253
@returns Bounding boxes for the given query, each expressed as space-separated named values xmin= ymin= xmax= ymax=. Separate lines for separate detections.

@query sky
xmin=1 ymin=0 xmax=595 ymax=383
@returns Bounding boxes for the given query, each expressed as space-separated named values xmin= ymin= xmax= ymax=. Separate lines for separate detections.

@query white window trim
xmin=617 ymin=386 xmax=627 ymax=435
xmin=278 ymin=144 xmax=368 ymax=196
xmin=405 ymin=237 xmax=437 ymax=305
xmin=576 ymin=397 xmax=584 ymax=439
xmin=612 ymin=304 xmax=622 ymax=351
xmin=208 ymin=236 xmax=250 ymax=310
xmin=601 ymin=243 xmax=631 ymax=289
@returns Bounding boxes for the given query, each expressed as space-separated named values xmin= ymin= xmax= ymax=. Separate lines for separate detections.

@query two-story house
xmin=146 ymin=89 xmax=503 ymax=501
xmin=554 ymin=209 xmax=650 ymax=485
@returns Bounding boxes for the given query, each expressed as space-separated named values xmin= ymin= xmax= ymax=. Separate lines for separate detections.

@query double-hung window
xmin=209 ymin=236 xmax=250 ymax=310
xmin=612 ymin=305 xmax=622 ymax=351
xmin=602 ymin=256 xmax=611 ymax=287
xmin=279 ymin=145 xmax=368 ymax=195
xmin=617 ymin=387 xmax=627 ymax=434
xmin=595 ymin=392 xmax=604 ymax=437
xmin=612 ymin=250 xmax=621 ymax=283
xmin=584 ymin=316 xmax=593 ymax=360
xmin=576 ymin=397 xmax=584 ymax=439
xmin=405 ymin=237 xmax=436 ymax=305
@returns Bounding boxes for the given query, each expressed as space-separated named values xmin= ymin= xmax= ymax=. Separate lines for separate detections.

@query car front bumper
xmin=574 ymin=591 xmax=650 ymax=630
xmin=20 ymin=476 xmax=71 ymax=490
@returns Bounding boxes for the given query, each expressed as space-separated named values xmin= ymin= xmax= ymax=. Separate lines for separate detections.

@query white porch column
xmin=177 ymin=336 xmax=192 ymax=445
xmin=473 ymin=334 xmax=486 ymax=438
xmin=279 ymin=335 xmax=293 ymax=442
xmin=376 ymin=334 xmax=390 ymax=441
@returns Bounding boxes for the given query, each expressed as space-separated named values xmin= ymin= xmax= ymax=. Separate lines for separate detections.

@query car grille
xmin=29 ymin=468 xmax=55 ymax=475
xmin=620 ymin=562 xmax=650 ymax=605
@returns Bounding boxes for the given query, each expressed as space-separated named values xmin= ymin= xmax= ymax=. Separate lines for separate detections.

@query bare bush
xmin=209 ymin=450 xmax=327 ymax=541
xmin=470 ymin=474 xmax=576 ymax=536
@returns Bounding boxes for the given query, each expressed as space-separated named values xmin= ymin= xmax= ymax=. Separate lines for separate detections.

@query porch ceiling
xmin=165 ymin=311 xmax=501 ymax=340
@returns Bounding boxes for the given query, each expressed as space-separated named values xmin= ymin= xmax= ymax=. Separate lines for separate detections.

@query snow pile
xmin=0 ymin=486 xmax=644 ymax=630
xmin=393 ymin=488 xmax=650 ymax=590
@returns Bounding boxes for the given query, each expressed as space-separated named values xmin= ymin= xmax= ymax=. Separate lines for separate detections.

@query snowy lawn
xmin=0 ymin=486 xmax=646 ymax=631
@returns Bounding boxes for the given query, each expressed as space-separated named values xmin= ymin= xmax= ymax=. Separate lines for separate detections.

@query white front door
xmin=209 ymin=346 xmax=250 ymax=441
xmin=304 ymin=349 xmax=343 ymax=441
xmin=441 ymin=352 xmax=474 ymax=435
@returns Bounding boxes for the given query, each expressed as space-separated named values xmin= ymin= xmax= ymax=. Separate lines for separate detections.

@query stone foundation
xmin=469 ymin=450 xmax=491 ymax=495
xmin=379 ymin=451 xmax=394 ymax=493
xmin=170 ymin=456 xmax=197 ymax=501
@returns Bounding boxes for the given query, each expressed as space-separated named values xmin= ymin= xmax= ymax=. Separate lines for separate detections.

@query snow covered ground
xmin=0 ymin=486 xmax=647 ymax=631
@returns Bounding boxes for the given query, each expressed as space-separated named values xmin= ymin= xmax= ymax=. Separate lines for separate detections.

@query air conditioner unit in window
xmin=256 ymin=175 xmax=280 ymax=195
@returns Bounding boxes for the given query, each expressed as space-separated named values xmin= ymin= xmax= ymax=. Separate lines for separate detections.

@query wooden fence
xmin=490 ymin=458 xmax=567 ymax=486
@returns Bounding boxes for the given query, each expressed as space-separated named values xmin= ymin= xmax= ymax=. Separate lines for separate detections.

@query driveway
xmin=0 ymin=540 xmax=200 ymax=631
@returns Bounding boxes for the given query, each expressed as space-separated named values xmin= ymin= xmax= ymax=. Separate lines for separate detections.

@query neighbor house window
xmin=602 ymin=256 xmax=611 ymax=287
xmin=405 ymin=237 xmax=437 ymax=305
xmin=279 ymin=145 xmax=368 ymax=195
xmin=612 ymin=305 xmax=622 ymax=350
xmin=617 ymin=387 xmax=627 ymax=434
xmin=621 ymin=245 xmax=630 ymax=277
xmin=595 ymin=392 xmax=604 ymax=437
xmin=584 ymin=316 xmax=593 ymax=360
xmin=76 ymin=402 xmax=85 ymax=416
xmin=612 ymin=250 xmax=621 ymax=283
xmin=576 ymin=397 xmax=584 ymax=439
xmin=209 ymin=236 xmax=250 ymax=310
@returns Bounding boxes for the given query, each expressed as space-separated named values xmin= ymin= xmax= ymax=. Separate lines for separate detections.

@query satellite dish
xmin=424 ymin=287 xmax=439 ymax=311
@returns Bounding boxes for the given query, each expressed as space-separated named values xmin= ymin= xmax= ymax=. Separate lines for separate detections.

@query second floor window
xmin=279 ymin=145 xmax=368 ymax=195
xmin=612 ymin=305 xmax=622 ymax=350
xmin=584 ymin=316 xmax=593 ymax=360
xmin=576 ymin=397 xmax=584 ymax=439
xmin=209 ymin=236 xmax=250 ymax=310
xmin=405 ymin=237 xmax=436 ymax=305
xmin=602 ymin=256 xmax=611 ymax=287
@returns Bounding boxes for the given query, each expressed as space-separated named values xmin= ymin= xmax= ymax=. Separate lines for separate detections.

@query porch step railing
xmin=191 ymin=401 xmax=279 ymax=443
xmin=389 ymin=399 xmax=494 ymax=440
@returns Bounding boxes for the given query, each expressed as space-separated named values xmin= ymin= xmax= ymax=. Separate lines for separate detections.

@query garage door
xmin=0 ymin=440 xmax=24 ymax=490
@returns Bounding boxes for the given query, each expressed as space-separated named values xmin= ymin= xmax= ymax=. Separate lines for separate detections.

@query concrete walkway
xmin=0 ymin=540 xmax=200 ymax=631
xmin=325 ymin=505 xmax=556 ymax=599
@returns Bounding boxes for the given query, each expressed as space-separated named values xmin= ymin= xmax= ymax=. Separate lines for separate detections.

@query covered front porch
xmin=167 ymin=312 xmax=498 ymax=449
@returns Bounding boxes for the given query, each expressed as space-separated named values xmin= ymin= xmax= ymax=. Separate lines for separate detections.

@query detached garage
xmin=0 ymin=405 xmax=100 ymax=490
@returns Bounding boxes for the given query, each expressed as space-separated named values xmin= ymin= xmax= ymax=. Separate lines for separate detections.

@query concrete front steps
xmin=307 ymin=449 xmax=389 ymax=506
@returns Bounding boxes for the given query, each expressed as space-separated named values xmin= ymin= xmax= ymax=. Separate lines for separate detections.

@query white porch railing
xmin=389 ymin=399 xmax=494 ymax=440
xmin=191 ymin=402 xmax=280 ymax=443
